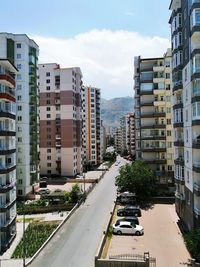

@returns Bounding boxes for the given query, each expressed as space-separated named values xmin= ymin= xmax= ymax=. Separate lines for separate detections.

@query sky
xmin=1 ymin=0 xmax=171 ymax=99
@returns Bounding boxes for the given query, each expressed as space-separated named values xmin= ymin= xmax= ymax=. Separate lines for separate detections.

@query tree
xmin=115 ymin=160 xmax=156 ymax=201
xmin=69 ymin=184 xmax=81 ymax=203
xmin=184 ymin=227 xmax=200 ymax=262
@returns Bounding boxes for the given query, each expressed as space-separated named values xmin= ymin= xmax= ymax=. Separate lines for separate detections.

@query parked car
xmin=38 ymin=188 xmax=50 ymax=195
xmin=117 ymin=205 xmax=141 ymax=217
xmin=115 ymin=216 xmax=139 ymax=226
xmin=116 ymin=192 xmax=136 ymax=205
xmin=112 ymin=221 xmax=144 ymax=235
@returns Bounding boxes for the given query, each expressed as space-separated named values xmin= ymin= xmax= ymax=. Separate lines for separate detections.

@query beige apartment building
xmin=39 ymin=63 xmax=82 ymax=177
xmin=134 ymin=49 xmax=174 ymax=189
xmin=81 ymin=86 xmax=101 ymax=167
xmin=125 ymin=113 xmax=136 ymax=156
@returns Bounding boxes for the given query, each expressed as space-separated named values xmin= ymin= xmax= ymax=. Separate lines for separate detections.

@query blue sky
xmin=1 ymin=0 xmax=171 ymax=99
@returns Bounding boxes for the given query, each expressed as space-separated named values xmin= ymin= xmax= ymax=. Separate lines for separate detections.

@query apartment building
xmin=82 ymin=86 xmax=101 ymax=166
xmin=169 ymin=0 xmax=200 ymax=230
xmin=0 ymin=33 xmax=39 ymax=196
xmin=114 ymin=127 xmax=121 ymax=153
xmin=134 ymin=49 xmax=174 ymax=189
xmin=125 ymin=113 xmax=136 ymax=156
xmin=0 ymin=59 xmax=17 ymax=252
xmin=39 ymin=63 xmax=82 ymax=177
xmin=100 ymin=120 xmax=106 ymax=160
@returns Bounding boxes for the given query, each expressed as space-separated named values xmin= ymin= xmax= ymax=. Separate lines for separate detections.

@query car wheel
xmin=117 ymin=230 xmax=122 ymax=235
xmin=135 ymin=231 xmax=140 ymax=236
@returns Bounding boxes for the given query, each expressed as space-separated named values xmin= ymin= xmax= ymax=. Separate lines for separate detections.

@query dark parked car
xmin=115 ymin=216 xmax=139 ymax=226
xmin=117 ymin=206 xmax=141 ymax=217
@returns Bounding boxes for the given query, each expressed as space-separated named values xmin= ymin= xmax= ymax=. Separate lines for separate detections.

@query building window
xmin=17 ymin=43 xmax=21 ymax=48
xmin=46 ymin=86 xmax=50 ymax=90
xmin=186 ymin=151 xmax=189 ymax=163
xmin=167 ymin=130 xmax=171 ymax=136
xmin=46 ymin=79 xmax=50 ymax=84
xmin=46 ymin=72 xmax=50 ymax=77
xmin=17 ymin=54 xmax=21 ymax=59
xmin=47 ymin=149 xmax=51 ymax=153
xmin=46 ymin=100 xmax=50 ymax=105
xmin=46 ymin=114 xmax=51 ymax=118
xmin=18 ymin=189 xmax=23 ymax=195
xmin=17 ymin=74 xmax=22 ymax=80
xmin=17 ymin=95 xmax=22 ymax=101
xmin=46 ymin=121 xmax=51 ymax=125
xmin=46 ymin=93 xmax=50 ymax=97
xmin=17 ymin=64 xmax=22 ymax=70
xmin=167 ymin=119 xmax=171 ymax=124
xmin=47 ymin=163 xmax=51 ymax=167
xmin=18 ymin=116 xmax=22 ymax=121
xmin=17 ymin=84 xmax=22 ymax=90
xmin=18 ymin=137 xmax=22 ymax=142
xmin=47 ymin=156 xmax=51 ymax=160
xmin=18 ymin=106 xmax=22 ymax=111
xmin=47 ymin=170 xmax=51 ymax=174
xmin=46 ymin=107 xmax=51 ymax=111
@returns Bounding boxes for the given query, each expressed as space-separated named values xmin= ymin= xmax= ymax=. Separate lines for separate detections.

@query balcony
xmin=0 ymin=198 xmax=16 ymax=211
xmin=174 ymin=156 xmax=184 ymax=166
xmin=175 ymin=191 xmax=185 ymax=201
xmin=141 ymin=124 xmax=166 ymax=129
xmin=141 ymin=146 xmax=166 ymax=152
xmin=173 ymin=80 xmax=183 ymax=92
xmin=153 ymin=64 xmax=164 ymax=72
xmin=0 ymin=85 xmax=15 ymax=99
xmin=30 ymin=165 xmax=36 ymax=173
xmin=56 ymin=134 xmax=61 ymax=139
xmin=55 ymin=141 xmax=61 ymax=147
xmin=193 ymin=138 xmax=200 ymax=148
xmin=174 ymin=139 xmax=184 ymax=147
xmin=194 ymin=183 xmax=200 ymax=196
xmin=193 ymin=160 xmax=200 ymax=172
xmin=141 ymin=134 xmax=166 ymax=140
xmin=0 ymin=74 xmax=16 ymax=88
xmin=0 ymin=163 xmax=16 ymax=174
xmin=140 ymin=90 xmax=153 ymax=96
xmin=140 ymin=101 xmax=154 ymax=107
xmin=173 ymin=101 xmax=183 ymax=110
xmin=140 ymin=111 xmax=165 ymax=118
xmin=144 ymin=158 xmax=167 ymax=164
xmin=173 ymin=121 xmax=183 ymax=128
xmin=0 ymin=215 xmax=16 ymax=232
xmin=174 ymin=175 xmax=185 ymax=185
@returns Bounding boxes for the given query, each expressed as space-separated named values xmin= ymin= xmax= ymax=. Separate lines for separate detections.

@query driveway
xmin=108 ymin=204 xmax=191 ymax=267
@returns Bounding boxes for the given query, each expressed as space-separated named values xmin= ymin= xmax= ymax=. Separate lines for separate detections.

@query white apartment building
xmin=39 ymin=63 xmax=82 ymax=177
xmin=0 ymin=33 xmax=39 ymax=196
xmin=0 ymin=59 xmax=17 ymax=252
xmin=82 ymin=86 xmax=101 ymax=167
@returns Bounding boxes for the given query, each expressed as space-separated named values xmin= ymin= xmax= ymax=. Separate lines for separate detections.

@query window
xmin=47 ymin=156 xmax=51 ymax=160
xmin=18 ymin=116 xmax=22 ymax=121
xmin=46 ymin=121 xmax=51 ymax=125
xmin=186 ymin=110 xmax=188 ymax=122
xmin=46 ymin=114 xmax=51 ymax=118
xmin=46 ymin=79 xmax=50 ymax=84
xmin=17 ymin=84 xmax=22 ymax=90
xmin=47 ymin=149 xmax=51 ymax=153
xmin=46 ymin=72 xmax=50 ymax=77
xmin=17 ymin=95 xmax=22 ymax=101
xmin=168 ymin=142 xmax=172 ymax=148
xmin=18 ymin=106 xmax=22 ymax=111
xmin=46 ymin=107 xmax=51 ymax=111
xmin=186 ymin=151 xmax=189 ymax=163
xmin=167 ymin=119 xmax=171 ymax=125
xmin=46 ymin=100 xmax=50 ymax=105
xmin=167 ymin=107 xmax=171 ymax=113
xmin=17 ymin=74 xmax=22 ymax=80
xmin=17 ymin=54 xmax=21 ymax=59
xmin=17 ymin=64 xmax=22 ymax=70
xmin=166 ymin=73 xmax=170 ymax=79
xmin=17 ymin=43 xmax=21 ymax=48
xmin=167 ymin=130 xmax=171 ymax=136
xmin=18 ymin=137 xmax=22 ymax=142
xmin=47 ymin=163 xmax=51 ymax=167
xmin=46 ymin=86 xmax=50 ymax=91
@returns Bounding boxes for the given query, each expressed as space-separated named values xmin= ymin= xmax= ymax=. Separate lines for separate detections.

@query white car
xmin=112 ymin=221 xmax=144 ymax=235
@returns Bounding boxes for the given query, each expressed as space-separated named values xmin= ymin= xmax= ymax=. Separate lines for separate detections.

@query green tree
xmin=69 ymin=184 xmax=81 ymax=203
xmin=184 ymin=227 xmax=200 ymax=262
xmin=115 ymin=160 xmax=156 ymax=201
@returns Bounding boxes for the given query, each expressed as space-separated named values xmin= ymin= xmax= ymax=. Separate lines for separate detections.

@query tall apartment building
xmin=169 ymin=0 xmax=200 ymax=230
xmin=0 ymin=33 xmax=39 ymax=196
xmin=0 ymin=59 xmax=17 ymax=252
xmin=39 ymin=63 xmax=82 ymax=177
xmin=125 ymin=113 xmax=136 ymax=156
xmin=134 ymin=49 xmax=174 ymax=189
xmin=100 ymin=120 xmax=106 ymax=160
xmin=114 ymin=127 xmax=121 ymax=153
xmin=82 ymin=86 xmax=101 ymax=166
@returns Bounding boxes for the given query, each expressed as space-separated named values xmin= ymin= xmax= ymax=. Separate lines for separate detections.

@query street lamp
xmin=22 ymin=189 xmax=26 ymax=267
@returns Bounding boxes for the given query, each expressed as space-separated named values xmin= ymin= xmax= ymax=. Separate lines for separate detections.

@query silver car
xmin=112 ymin=221 xmax=144 ymax=235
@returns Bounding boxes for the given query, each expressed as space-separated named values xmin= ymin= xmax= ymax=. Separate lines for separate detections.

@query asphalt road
xmin=29 ymin=161 xmax=123 ymax=267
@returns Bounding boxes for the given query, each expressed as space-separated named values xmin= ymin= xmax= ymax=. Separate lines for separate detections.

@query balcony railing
xmin=194 ymin=183 xmax=200 ymax=195
xmin=194 ymin=207 xmax=200 ymax=216
xmin=175 ymin=191 xmax=185 ymax=201
xmin=0 ymin=103 xmax=15 ymax=114
xmin=0 ymin=85 xmax=15 ymax=97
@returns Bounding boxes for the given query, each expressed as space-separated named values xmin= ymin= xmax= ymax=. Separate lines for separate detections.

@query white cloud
xmin=32 ymin=29 xmax=170 ymax=99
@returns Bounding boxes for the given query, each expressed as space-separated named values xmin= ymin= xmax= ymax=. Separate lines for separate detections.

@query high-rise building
xmin=134 ymin=49 xmax=174 ymax=190
xmin=82 ymin=86 xmax=101 ymax=166
xmin=0 ymin=33 xmax=39 ymax=196
xmin=39 ymin=63 xmax=82 ymax=177
xmin=0 ymin=59 xmax=17 ymax=252
xmin=100 ymin=120 xmax=106 ymax=161
xmin=125 ymin=113 xmax=136 ymax=156
xmin=169 ymin=0 xmax=200 ymax=230
xmin=114 ymin=127 xmax=122 ymax=154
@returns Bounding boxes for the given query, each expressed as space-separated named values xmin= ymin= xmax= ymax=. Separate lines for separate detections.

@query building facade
xmin=169 ymin=0 xmax=200 ymax=230
xmin=39 ymin=63 xmax=82 ymax=177
xmin=0 ymin=59 xmax=17 ymax=252
xmin=82 ymin=86 xmax=101 ymax=167
xmin=114 ymin=127 xmax=121 ymax=153
xmin=125 ymin=113 xmax=136 ymax=156
xmin=134 ymin=49 xmax=174 ymax=189
xmin=0 ymin=33 xmax=39 ymax=196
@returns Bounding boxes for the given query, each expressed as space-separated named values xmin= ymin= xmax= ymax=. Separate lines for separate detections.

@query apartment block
xmin=125 ymin=113 xmax=136 ymax=156
xmin=82 ymin=86 xmax=101 ymax=166
xmin=169 ymin=0 xmax=200 ymax=230
xmin=39 ymin=63 xmax=82 ymax=177
xmin=134 ymin=49 xmax=174 ymax=189
xmin=0 ymin=33 xmax=39 ymax=196
xmin=0 ymin=59 xmax=17 ymax=252
xmin=114 ymin=127 xmax=121 ymax=153
xmin=100 ymin=120 xmax=106 ymax=160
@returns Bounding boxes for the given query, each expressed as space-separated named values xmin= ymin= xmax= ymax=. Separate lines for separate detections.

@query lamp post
xmin=22 ymin=189 xmax=26 ymax=267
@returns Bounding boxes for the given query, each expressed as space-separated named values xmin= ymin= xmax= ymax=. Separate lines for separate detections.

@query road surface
xmin=29 ymin=161 xmax=123 ymax=267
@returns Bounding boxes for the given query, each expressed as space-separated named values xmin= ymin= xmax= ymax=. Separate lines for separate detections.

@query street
xmin=28 ymin=161 xmax=122 ymax=267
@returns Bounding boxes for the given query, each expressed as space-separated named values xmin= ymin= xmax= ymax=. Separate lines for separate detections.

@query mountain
xmin=101 ymin=96 xmax=134 ymax=128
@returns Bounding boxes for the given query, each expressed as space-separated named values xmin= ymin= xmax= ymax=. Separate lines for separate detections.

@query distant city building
xmin=169 ymin=0 xmax=200 ymax=230
xmin=0 ymin=59 xmax=17 ymax=252
xmin=100 ymin=120 xmax=107 ymax=160
xmin=134 ymin=49 xmax=174 ymax=189
xmin=82 ymin=86 xmax=101 ymax=166
xmin=39 ymin=63 xmax=82 ymax=177
xmin=125 ymin=113 xmax=135 ymax=156
xmin=0 ymin=33 xmax=39 ymax=196
xmin=114 ymin=127 xmax=121 ymax=153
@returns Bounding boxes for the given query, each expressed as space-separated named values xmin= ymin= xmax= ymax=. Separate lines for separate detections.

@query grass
xmin=12 ymin=221 xmax=59 ymax=259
